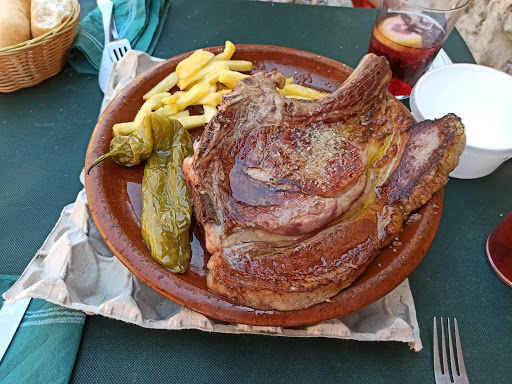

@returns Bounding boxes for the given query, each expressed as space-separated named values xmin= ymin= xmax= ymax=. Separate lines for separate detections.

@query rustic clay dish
xmin=85 ymin=45 xmax=443 ymax=327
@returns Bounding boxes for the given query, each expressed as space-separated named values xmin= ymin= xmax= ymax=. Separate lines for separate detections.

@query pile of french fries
xmin=112 ymin=41 xmax=330 ymax=136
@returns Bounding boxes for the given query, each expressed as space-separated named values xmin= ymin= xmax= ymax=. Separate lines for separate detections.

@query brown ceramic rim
xmin=85 ymin=45 xmax=443 ymax=327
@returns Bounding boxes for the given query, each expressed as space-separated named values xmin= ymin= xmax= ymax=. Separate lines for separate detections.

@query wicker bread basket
xmin=0 ymin=0 xmax=80 ymax=93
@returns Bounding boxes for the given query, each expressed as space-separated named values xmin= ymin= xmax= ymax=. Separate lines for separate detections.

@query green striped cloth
xmin=0 ymin=275 xmax=85 ymax=384
xmin=68 ymin=0 xmax=171 ymax=74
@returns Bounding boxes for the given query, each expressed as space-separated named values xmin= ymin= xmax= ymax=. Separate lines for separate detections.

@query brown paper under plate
xmin=3 ymin=185 xmax=424 ymax=351
xmin=84 ymin=46 xmax=443 ymax=327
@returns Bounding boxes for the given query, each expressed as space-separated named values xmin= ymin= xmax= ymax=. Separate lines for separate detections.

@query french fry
xmin=168 ymin=110 xmax=190 ymax=119
xmin=224 ymin=60 xmax=253 ymax=72
xmin=148 ymin=92 xmax=172 ymax=105
xmin=176 ymin=50 xmax=215 ymax=80
xmin=154 ymin=104 xmax=179 ymax=118
xmin=217 ymin=88 xmax=232 ymax=95
xmin=176 ymin=83 xmax=211 ymax=111
xmin=277 ymin=88 xmax=314 ymax=99
xmin=196 ymin=86 xmax=232 ymax=106
xmin=213 ymin=40 xmax=236 ymax=61
xmin=286 ymin=77 xmax=294 ymax=85
xmin=281 ymin=83 xmax=329 ymax=99
xmin=135 ymin=93 xmax=170 ymax=127
xmin=284 ymin=95 xmax=311 ymax=100
xmin=203 ymin=105 xmax=217 ymax=123
xmin=277 ymin=88 xmax=290 ymax=97
xmin=196 ymin=92 xmax=223 ymax=106
xmin=176 ymin=115 xmax=207 ymax=129
xmin=196 ymin=67 xmax=229 ymax=87
xmin=183 ymin=67 xmax=228 ymax=91
xmin=218 ymin=70 xmax=249 ymax=88
xmin=112 ymin=122 xmax=134 ymax=136
xmin=178 ymin=61 xmax=228 ymax=90
xmin=143 ymin=72 xmax=178 ymax=100
xmin=161 ymin=93 xmax=179 ymax=105
xmin=132 ymin=98 xmax=161 ymax=129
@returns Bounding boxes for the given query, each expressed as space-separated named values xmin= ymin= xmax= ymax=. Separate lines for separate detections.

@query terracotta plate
xmin=85 ymin=45 xmax=443 ymax=327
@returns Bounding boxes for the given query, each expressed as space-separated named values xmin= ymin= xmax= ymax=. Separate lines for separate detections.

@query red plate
xmin=85 ymin=45 xmax=442 ymax=327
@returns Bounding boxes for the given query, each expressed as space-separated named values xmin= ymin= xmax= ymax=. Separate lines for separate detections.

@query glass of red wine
xmin=486 ymin=211 xmax=512 ymax=287
xmin=368 ymin=0 xmax=469 ymax=99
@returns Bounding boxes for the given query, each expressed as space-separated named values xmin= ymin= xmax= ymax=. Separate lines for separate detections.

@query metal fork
xmin=97 ymin=0 xmax=114 ymax=92
xmin=97 ymin=0 xmax=133 ymax=92
xmin=107 ymin=13 xmax=132 ymax=62
xmin=433 ymin=317 xmax=470 ymax=384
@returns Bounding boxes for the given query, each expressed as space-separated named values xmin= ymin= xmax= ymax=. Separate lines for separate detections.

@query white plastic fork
xmin=107 ymin=13 xmax=132 ymax=62
xmin=433 ymin=317 xmax=470 ymax=384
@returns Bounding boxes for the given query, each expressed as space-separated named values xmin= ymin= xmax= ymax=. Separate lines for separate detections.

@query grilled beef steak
xmin=182 ymin=53 xmax=465 ymax=311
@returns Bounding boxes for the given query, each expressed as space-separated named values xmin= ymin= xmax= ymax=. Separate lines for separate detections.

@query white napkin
xmin=3 ymin=51 xmax=423 ymax=351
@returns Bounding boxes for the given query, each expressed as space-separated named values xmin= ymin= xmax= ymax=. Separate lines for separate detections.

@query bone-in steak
xmin=182 ymin=54 xmax=465 ymax=311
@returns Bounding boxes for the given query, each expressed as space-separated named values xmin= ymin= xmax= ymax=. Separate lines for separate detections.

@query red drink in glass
xmin=486 ymin=211 xmax=512 ymax=287
xmin=368 ymin=12 xmax=444 ymax=98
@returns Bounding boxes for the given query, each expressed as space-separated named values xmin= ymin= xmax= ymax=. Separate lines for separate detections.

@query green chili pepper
xmin=140 ymin=114 xmax=194 ymax=273
xmin=88 ymin=112 xmax=194 ymax=273
xmin=87 ymin=114 xmax=154 ymax=175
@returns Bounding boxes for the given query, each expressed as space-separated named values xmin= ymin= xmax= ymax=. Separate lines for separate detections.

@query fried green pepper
xmin=88 ymin=113 xmax=194 ymax=273
xmin=86 ymin=114 xmax=154 ymax=174
xmin=140 ymin=115 xmax=194 ymax=273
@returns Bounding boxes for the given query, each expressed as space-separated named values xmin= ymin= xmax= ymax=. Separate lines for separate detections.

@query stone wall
xmin=456 ymin=0 xmax=512 ymax=74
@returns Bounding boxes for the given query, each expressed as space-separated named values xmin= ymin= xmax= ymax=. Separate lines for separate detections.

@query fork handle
xmin=97 ymin=0 xmax=113 ymax=47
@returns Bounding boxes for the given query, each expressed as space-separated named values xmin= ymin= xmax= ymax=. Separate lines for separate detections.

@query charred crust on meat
xmin=378 ymin=113 xmax=465 ymax=213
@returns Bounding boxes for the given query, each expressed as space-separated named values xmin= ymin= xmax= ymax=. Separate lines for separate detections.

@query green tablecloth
xmin=1 ymin=0 xmax=511 ymax=382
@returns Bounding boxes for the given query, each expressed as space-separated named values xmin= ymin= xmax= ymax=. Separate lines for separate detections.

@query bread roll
xmin=0 ymin=0 xmax=31 ymax=49
xmin=31 ymin=0 xmax=73 ymax=38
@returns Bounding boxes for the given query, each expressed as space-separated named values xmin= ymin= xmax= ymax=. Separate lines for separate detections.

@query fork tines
xmin=108 ymin=41 xmax=131 ymax=62
xmin=433 ymin=317 xmax=469 ymax=384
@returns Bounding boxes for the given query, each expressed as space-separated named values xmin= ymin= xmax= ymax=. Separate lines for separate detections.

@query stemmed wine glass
xmin=486 ymin=210 xmax=512 ymax=287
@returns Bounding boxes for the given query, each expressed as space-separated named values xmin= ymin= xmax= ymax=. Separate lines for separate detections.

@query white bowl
xmin=410 ymin=63 xmax=512 ymax=179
